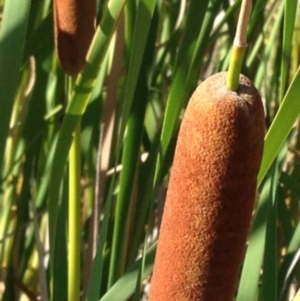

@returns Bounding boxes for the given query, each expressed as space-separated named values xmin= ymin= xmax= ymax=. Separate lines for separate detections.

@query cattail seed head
xmin=149 ymin=72 xmax=265 ymax=301
xmin=54 ymin=0 xmax=96 ymax=75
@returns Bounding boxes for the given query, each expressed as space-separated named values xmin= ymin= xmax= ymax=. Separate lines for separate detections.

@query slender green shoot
xmin=226 ymin=0 xmax=252 ymax=91
xmin=68 ymin=79 xmax=81 ymax=301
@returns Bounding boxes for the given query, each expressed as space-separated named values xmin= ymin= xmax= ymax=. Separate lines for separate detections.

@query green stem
xmin=226 ymin=0 xmax=252 ymax=91
xmin=226 ymin=45 xmax=246 ymax=90
xmin=68 ymin=92 xmax=81 ymax=300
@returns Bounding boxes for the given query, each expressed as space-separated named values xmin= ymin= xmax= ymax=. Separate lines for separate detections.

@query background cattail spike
xmin=54 ymin=0 xmax=96 ymax=75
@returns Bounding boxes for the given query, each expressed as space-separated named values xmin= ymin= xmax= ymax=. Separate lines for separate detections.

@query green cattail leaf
xmin=0 ymin=0 xmax=30 ymax=174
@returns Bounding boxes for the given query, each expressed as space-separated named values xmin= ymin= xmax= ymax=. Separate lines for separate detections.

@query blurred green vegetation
xmin=0 ymin=0 xmax=300 ymax=300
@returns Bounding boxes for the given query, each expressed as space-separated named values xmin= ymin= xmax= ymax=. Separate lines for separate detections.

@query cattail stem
xmin=68 ymin=78 xmax=81 ymax=301
xmin=227 ymin=0 xmax=252 ymax=90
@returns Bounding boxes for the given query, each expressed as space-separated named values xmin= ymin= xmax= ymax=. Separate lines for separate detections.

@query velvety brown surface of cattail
xmin=54 ymin=0 xmax=96 ymax=75
xmin=149 ymin=72 xmax=265 ymax=301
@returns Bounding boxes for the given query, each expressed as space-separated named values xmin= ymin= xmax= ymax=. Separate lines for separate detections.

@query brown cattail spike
xmin=54 ymin=0 xmax=96 ymax=75
xmin=149 ymin=72 xmax=265 ymax=301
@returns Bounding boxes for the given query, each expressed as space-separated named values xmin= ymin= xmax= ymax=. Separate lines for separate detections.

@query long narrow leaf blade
xmin=258 ymin=65 xmax=300 ymax=185
xmin=0 ymin=0 xmax=30 ymax=173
